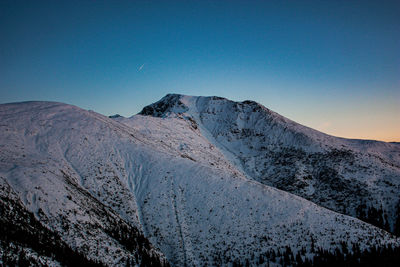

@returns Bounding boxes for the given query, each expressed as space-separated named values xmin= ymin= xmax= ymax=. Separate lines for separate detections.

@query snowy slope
xmin=0 ymin=102 xmax=167 ymax=266
xmin=0 ymin=99 xmax=399 ymax=266
xmin=138 ymin=94 xmax=400 ymax=235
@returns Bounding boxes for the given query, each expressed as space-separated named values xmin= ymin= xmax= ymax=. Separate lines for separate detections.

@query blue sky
xmin=1 ymin=0 xmax=399 ymax=141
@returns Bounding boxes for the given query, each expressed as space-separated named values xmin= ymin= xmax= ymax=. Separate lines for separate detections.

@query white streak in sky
xmin=138 ymin=64 xmax=145 ymax=71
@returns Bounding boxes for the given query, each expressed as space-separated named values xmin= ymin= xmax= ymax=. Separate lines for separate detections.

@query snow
xmin=146 ymin=94 xmax=400 ymax=233
xmin=1 ymin=97 xmax=399 ymax=266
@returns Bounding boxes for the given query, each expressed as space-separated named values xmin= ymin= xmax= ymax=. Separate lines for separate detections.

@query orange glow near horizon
xmin=275 ymin=94 xmax=400 ymax=143
xmin=300 ymin=113 xmax=400 ymax=143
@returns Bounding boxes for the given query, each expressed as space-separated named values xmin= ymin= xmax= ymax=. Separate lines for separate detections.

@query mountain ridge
xmin=1 ymin=95 xmax=399 ymax=266
xmin=137 ymin=94 xmax=400 ymax=234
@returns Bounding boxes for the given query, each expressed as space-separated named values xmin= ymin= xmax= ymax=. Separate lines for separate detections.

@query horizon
xmin=1 ymin=0 xmax=399 ymax=142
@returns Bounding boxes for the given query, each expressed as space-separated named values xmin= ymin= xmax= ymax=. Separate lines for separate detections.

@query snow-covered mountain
xmin=138 ymin=94 xmax=400 ymax=234
xmin=0 ymin=102 xmax=168 ymax=266
xmin=1 ymin=95 xmax=399 ymax=266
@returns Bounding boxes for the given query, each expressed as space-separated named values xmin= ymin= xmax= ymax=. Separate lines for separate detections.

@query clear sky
xmin=1 ymin=0 xmax=399 ymax=141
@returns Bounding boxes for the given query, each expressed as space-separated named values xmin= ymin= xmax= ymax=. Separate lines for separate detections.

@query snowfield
xmin=1 ymin=95 xmax=399 ymax=266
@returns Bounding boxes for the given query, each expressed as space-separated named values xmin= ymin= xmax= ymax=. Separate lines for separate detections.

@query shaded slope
xmin=0 ymin=101 xmax=168 ymax=266
xmin=0 ymin=177 xmax=104 ymax=266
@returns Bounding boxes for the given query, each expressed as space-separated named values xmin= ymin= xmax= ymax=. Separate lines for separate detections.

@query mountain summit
xmin=1 ymin=95 xmax=399 ymax=266
xmin=139 ymin=94 xmax=400 ymax=235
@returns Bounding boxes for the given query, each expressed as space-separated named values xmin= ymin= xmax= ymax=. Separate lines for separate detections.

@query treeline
xmin=394 ymin=200 xmax=400 ymax=236
xmin=227 ymin=243 xmax=400 ymax=267
xmin=0 ymin=194 xmax=106 ymax=266
xmin=0 ymin=165 xmax=173 ymax=267
xmin=356 ymin=202 xmax=400 ymax=235
xmin=0 ymin=193 xmax=168 ymax=267
xmin=105 ymin=222 xmax=169 ymax=267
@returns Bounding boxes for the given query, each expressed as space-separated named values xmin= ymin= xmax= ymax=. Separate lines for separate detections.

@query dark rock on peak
xmin=109 ymin=114 xmax=123 ymax=119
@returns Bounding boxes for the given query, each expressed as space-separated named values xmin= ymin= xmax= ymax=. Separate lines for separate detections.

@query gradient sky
xmin=1 ymin=0 xmax=399 ymax=141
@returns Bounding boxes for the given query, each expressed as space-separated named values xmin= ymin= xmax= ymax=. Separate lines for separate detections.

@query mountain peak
xmin=138 ymin=93 xmax=189 ymax=117
xmin=138 ymin=93 xmax=266 ymax=118
xmin=109 ymin=114 xmax=124 ymax=119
